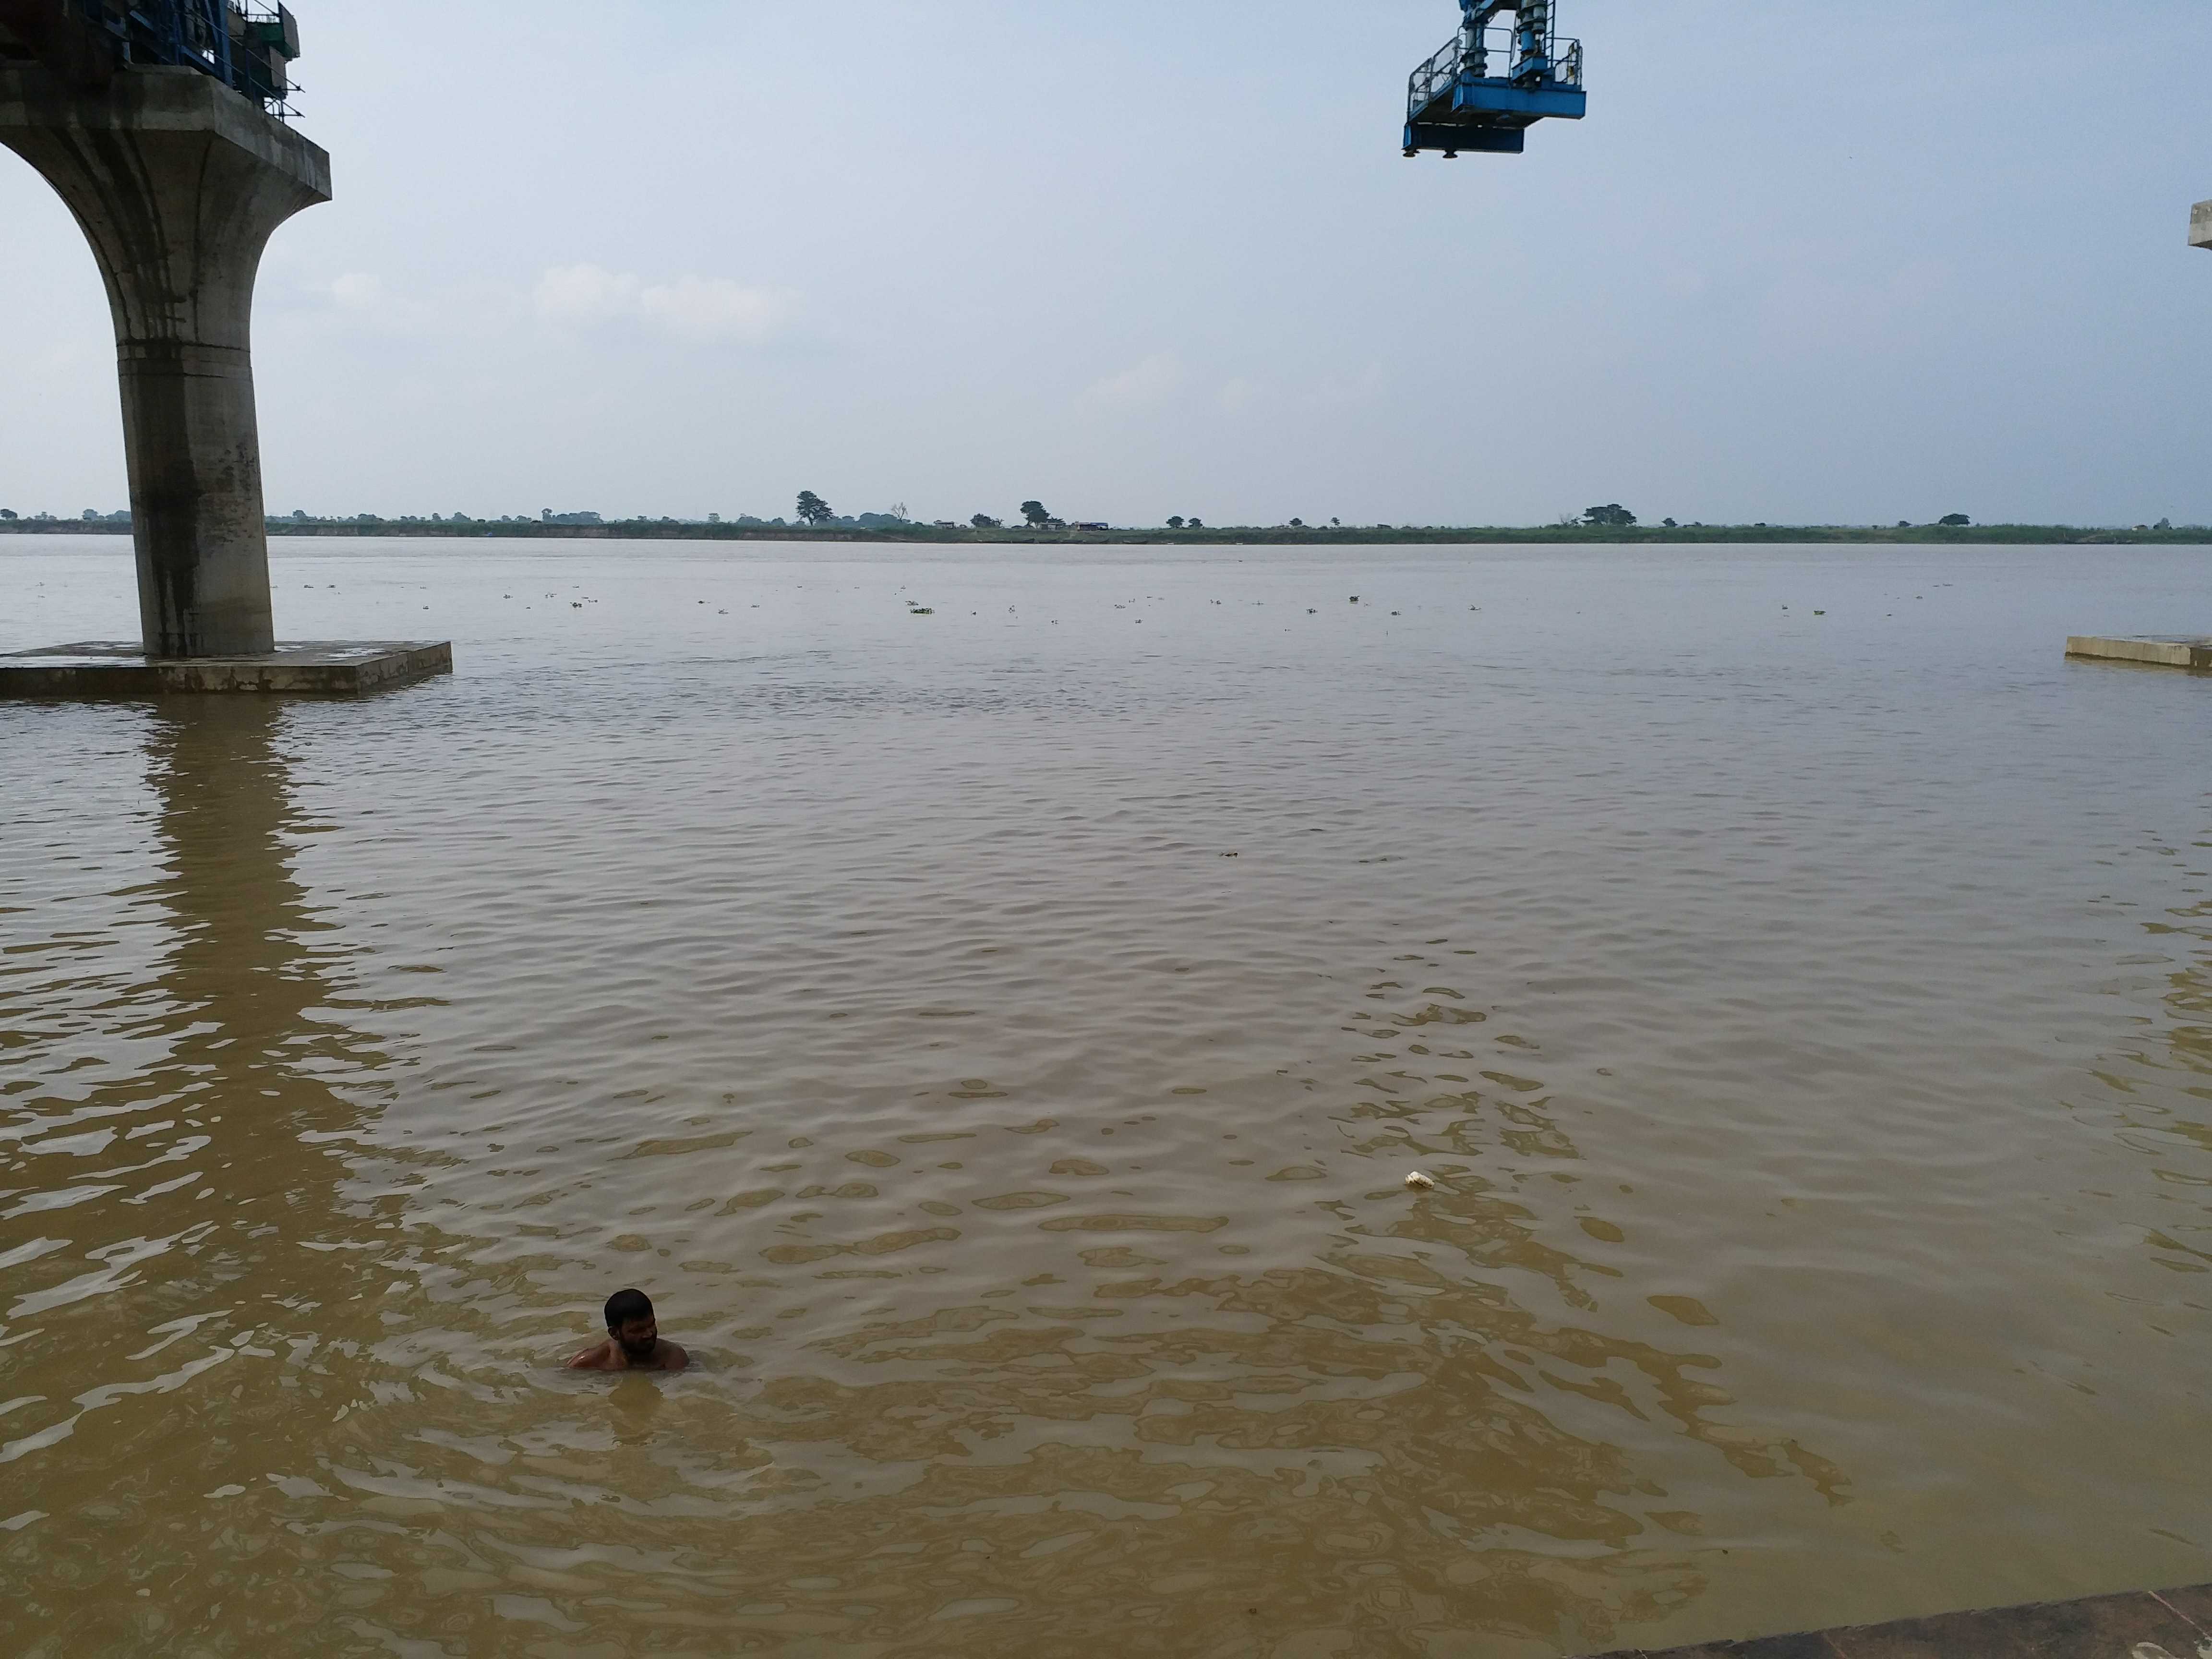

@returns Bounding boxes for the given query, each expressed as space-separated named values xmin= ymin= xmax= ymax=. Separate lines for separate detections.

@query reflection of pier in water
xmin=0 ymin=700 xmax=414 ymax=1650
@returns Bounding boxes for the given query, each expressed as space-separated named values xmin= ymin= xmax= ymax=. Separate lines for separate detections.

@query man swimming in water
xmin=566 ymin=1287 xmax=688 ymax=1371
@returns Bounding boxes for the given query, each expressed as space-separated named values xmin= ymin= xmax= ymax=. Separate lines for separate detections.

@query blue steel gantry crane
xmin=1404 ymin=0 xmax=1585 ymax=157
xmin=0 ymin=0 xmax=300 ymax=111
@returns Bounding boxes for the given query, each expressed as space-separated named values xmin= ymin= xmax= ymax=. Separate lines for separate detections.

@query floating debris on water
xmin=1404 ymin=1170 xmax=1436 ymax=1191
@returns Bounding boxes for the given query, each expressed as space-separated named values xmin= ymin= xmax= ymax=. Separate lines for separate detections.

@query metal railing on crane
xmin=1402 ymin=1 xmax=1587 ymax=157
xmin=55 ymin=0 xmax=303 ymax=117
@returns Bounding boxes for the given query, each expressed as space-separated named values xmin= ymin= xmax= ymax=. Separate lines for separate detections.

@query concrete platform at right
xmin=1588 ymin=1581 xmax=2212 ymax=1659
xmin=2065 ymin=634 xmax=2212 ymax=670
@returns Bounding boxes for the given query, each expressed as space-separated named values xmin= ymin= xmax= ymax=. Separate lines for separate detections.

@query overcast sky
xmin=4 ymin=0 xmax=2209 ymax=527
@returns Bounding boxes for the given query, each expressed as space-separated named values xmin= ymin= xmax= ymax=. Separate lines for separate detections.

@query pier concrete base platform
xmin=1584 ymin=1582 xmax=2212 ymax=1659
xmin=2066 ymin=634 xmax=2212 ymax=671
xmin=0 ymin=641 xmax=451 ymax=697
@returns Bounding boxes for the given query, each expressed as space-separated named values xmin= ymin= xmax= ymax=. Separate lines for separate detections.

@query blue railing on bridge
xmin=64 ymin=0 xmax=301 ymax=115
xmin=1407 ymin=20 xmax=1582 ymax=125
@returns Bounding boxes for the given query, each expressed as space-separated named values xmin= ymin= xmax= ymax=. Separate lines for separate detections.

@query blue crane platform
xmin=0 ymin=0 xmax=300 ymax=110
xmin=1405 ymin=0 xmax=1585 ymax=156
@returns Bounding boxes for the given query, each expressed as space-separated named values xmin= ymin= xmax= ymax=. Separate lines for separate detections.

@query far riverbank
xmin=5 ymin=521 xmax=2209 ymax=547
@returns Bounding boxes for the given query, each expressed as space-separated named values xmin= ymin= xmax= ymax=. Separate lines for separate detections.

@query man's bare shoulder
xmin=563 ymin=1338 xmax=687 ymax=1371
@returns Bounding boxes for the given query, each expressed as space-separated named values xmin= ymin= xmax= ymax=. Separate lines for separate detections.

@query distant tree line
xmin=12 ymin=497 xmax=2203 ymax=543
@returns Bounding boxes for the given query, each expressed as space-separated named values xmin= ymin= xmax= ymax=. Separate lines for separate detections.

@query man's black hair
xmin=604 ymin=1287 xmax=654 ymax=1330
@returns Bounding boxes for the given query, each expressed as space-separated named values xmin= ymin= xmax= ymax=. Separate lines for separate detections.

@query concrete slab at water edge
xmin=0 ymin=640 xmax=451 ymax=697
xmin=2065 ymin=635 xmax=2212 ymax=671
xmin=1584 ymin=1583 xmax=2212 ymax=1659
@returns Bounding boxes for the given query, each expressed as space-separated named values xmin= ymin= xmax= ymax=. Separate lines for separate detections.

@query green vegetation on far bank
xmin=6 ymin=514 xmax=2209 ymax=547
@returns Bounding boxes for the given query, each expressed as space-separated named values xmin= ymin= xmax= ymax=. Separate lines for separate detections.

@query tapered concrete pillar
xmin=2193 ymin=199 xmax=2212 ymax=252
xmin=0 ymin=62 xmax=328 ymax=657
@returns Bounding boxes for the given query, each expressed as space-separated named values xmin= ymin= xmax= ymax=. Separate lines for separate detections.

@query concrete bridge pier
xmin=1 ymin=63 xmax=325 ymax=657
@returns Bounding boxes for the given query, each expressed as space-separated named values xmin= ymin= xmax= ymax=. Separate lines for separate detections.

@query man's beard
xmin=618 ymin=1334 xmax=656 ymax=1360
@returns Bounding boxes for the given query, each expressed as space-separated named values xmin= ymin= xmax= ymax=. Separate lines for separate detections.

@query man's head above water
xmin=605 ymin=1287 xmax=657 ymax=1357
xmin=565 ymin=1286 xmax=688 ymax=1371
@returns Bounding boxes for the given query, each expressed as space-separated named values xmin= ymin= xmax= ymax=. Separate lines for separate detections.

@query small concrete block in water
xmin=2066 ymin=634 xmax=2212 ymax=671
xmin=2193 ymin=198 xmax=2212 ymax=250
xmin=1583 ymin=1583 xmax=2212 ymax=1659
xmin=0 ymin=641 xmax=452 ymax=697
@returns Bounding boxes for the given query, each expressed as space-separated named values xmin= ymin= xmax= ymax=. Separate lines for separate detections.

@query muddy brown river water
xmin=2 ymin=538 xmax=2209 ymax=1657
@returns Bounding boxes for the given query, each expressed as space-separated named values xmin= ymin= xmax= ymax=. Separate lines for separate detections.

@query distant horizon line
xmin=5 ymin=514 xmax=2209 ymax=547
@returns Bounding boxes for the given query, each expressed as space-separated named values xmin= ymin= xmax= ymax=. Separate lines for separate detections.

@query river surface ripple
xmin=3 ymin=539 xmax=2210 ymax=1656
